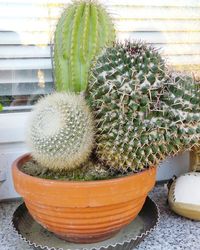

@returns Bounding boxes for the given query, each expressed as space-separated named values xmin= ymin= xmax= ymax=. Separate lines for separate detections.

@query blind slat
xmin=169 ymin=55 xmax=200 ymax=65
xmin=115 ymin=20 xmax=200 ymax=32
xmin=0 ymin=59 xmax=51 ymax=70
xmin=0 ymin=82 xmax=53 ymax=96
xmin=160 ymin=44 xmax=200 ymax=55
xmin=105 ymin=0 xmax=200 ymax=7
xmin=0 ymin=0 xmax=70 ymax=4
xmin=0 ymin=32 xmax=51 ymax=45
xmin=110 ymin=7 xmax=200 ymax=20
xmin=118 ymin=32 xmax=200 ymax=44
xmin=0 ymin=18 xmax=56 ymax=32
xmin=0 ymin=69 xmax=52 ymax=84
xmin=2 ymin=0 xmax=200 ymax=7
xmin=1 ymin=6 xmax=200 ymax=20
xmin=0 ymin=46 xmax=50 ymax=58
xmin=0 ymin=5 xmax=62 ymax=19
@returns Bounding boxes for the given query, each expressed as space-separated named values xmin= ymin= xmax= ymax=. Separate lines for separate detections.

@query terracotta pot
xmin=12 ymin=153 xmax=156 ymax=244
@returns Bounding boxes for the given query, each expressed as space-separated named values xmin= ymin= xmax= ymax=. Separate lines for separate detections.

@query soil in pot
xmin=20 ymin=158 xmax=117 ymax=181
xmin=20 ymin=158 xmax=150 ymax=181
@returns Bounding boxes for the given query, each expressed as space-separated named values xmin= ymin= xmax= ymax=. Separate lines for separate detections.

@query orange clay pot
xmin=12 ymin=153 xmax=156 ymax=244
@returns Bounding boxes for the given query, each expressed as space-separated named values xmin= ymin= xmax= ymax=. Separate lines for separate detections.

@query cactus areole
xmin=53 ymin=0 xmax=115 ymax=93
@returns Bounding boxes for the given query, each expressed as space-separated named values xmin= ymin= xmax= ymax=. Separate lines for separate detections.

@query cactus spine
xmin=54 ymin=0 xmax=115 ymax=93
xmin=27 ymin=93 xmax=94 ymax=171
xmin=87 ymin=41 xmax=200 ymax=172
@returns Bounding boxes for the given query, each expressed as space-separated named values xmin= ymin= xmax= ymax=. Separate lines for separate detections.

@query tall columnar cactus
xmin=54 ymin=0 xmax=115 ymax=93
xmin=87 ymin=41 xmax=200 ymax=172
xmin=27 ymin=93 xmax=94 ymax=170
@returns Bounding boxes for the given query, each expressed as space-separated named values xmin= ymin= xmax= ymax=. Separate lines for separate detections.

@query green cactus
xmin=27 ymin=93 xmax=94 ymax=171
xmin=87 ymin=41 xmax=200 ymax=172
xmin=54 ymin=0 xmax=115 ymax=93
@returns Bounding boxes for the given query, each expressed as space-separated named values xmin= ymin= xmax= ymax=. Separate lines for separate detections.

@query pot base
xmin=55 ymin=230 xmax=120 ymax=244
xmin=12 ymin=197 xmax=159 ymax=250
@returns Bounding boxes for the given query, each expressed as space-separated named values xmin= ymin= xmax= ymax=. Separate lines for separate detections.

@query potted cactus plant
xmin=53 ymin=0 xmax=115 ymax=92
xmin=12 ymin=0 xmax=200 ymax=245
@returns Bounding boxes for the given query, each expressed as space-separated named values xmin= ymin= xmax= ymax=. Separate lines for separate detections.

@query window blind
xmin=0 ymin=0 xmax=200 ymax=107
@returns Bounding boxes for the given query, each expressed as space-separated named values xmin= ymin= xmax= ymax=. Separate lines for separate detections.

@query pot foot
xmin=54 ymin=230 xmax=120 ymax=244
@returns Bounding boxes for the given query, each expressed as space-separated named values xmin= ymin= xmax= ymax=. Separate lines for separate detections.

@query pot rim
xmin=13 ymin=153 xmax=156 ymax=186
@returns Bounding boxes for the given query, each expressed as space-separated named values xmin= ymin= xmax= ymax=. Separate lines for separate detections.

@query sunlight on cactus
xmin=87 ymin=41 xmax=200 ymax=172
xmin=54 ymin=0 xmax=115 ymax=93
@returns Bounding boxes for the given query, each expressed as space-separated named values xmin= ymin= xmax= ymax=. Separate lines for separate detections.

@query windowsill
xmin=2 ymin=105 xmax=32 ymax=113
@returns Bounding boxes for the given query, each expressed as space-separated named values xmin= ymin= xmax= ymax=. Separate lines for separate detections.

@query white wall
xmin=0 ymin=112 xmax=190 ymax=200
xmin=0 ymin=113 xmax=29 ymax=200
xmin=0 ymin=142 xmax=28 ymax=200
xmin=157 ymin=152 xmax=189 ymax=181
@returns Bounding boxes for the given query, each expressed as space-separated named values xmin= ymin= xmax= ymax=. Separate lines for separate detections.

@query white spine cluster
xmin=27 ymin=92 xmax=94 ymax=170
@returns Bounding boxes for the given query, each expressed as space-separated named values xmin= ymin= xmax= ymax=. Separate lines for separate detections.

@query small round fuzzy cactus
xmin=27 ymin=93 xmax=94 ymax=170
xmin=87 ymin=41 xmax=200 ymax=172
xmin=54 ymin=0 xmax=115 ymax=93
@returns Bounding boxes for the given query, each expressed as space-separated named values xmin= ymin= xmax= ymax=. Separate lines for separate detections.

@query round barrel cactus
xmin=54 ymin=0 xmax=115 ymax=93
xmin=87 ymin=41 xmax=200 ymax=172
xmin=27 ymin=93 xmax=94 ymax=170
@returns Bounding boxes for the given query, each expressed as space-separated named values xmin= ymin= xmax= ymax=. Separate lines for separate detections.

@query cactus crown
xmin=54 ymin=0 xmax=115 ymax=93
xmin=27 ymin=92 xmax=95 ymax=171
xmin=87 ymin=41 xmax=200 ymax=172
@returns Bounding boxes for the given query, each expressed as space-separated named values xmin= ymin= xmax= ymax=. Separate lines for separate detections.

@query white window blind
xmin=0 ymin=0 xmax=200 ymax=108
